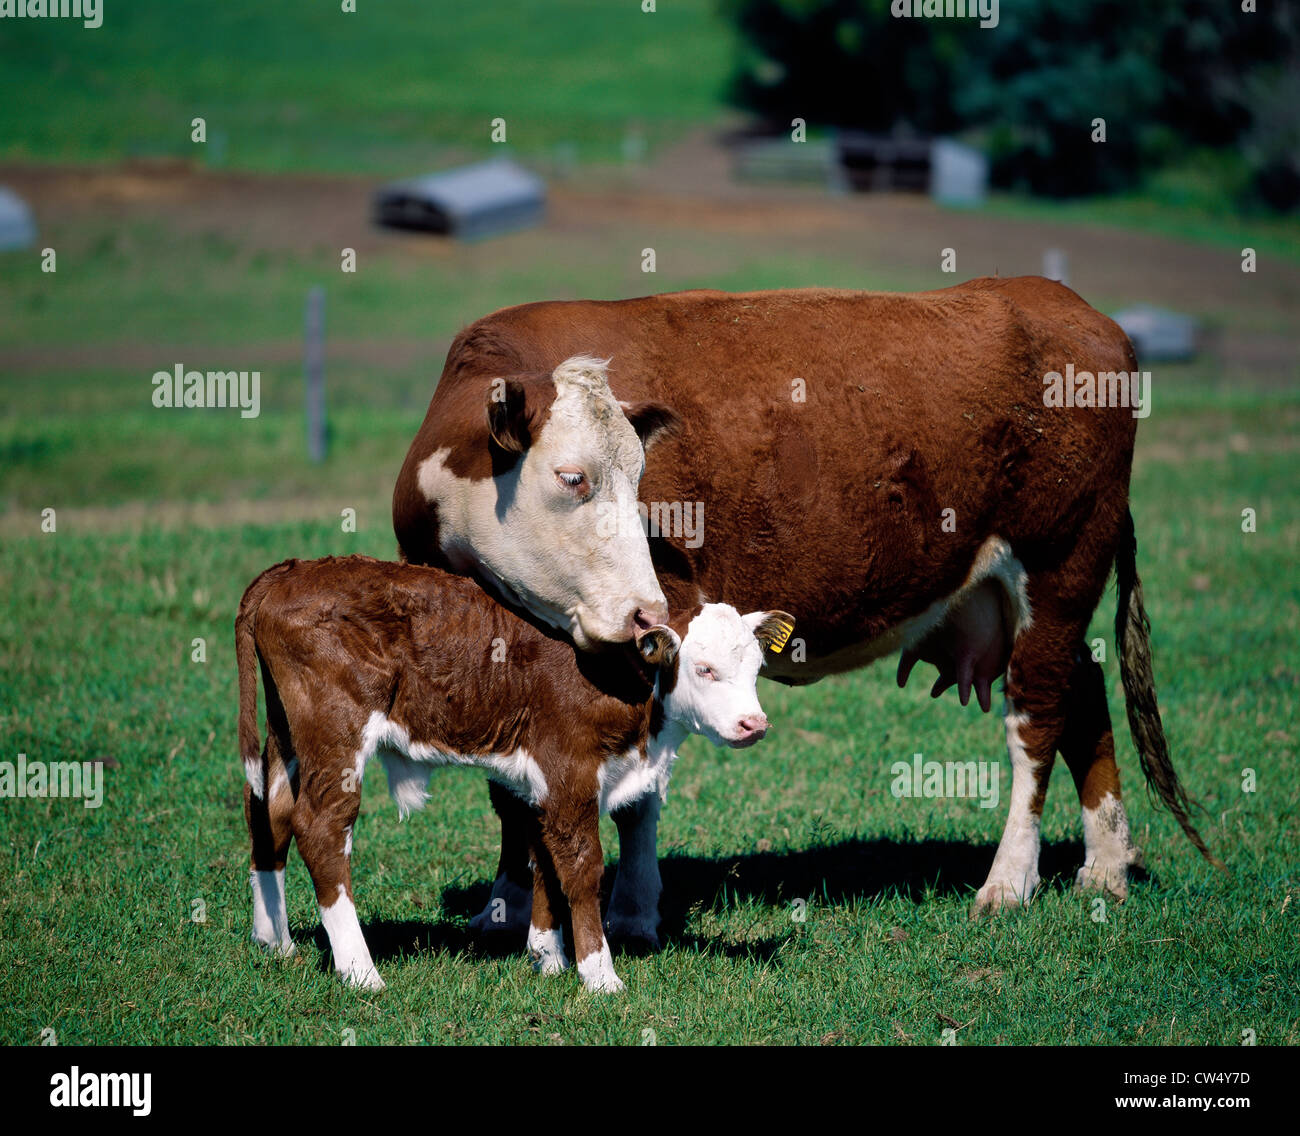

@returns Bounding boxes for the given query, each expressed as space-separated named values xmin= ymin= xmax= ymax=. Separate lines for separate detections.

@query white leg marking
xmin=1077 ymin=792 xmax=1139 ymax=900
xmin=576 ymin=938 xmax=624 ymax=994
xmin=605 ymin=793 xmax=663 ymax=947
xmin=319 ymin=884 xmax=384 ymax=990
xmin=250 ymin=869 xmax=295 ymax=955
xmin=468 ymin=872 xmax=533 ymax=936
xmin=243 ymin=757 xmax=264 ymax=799
xmin=526 ymin=923 xmax=570 ymax=975
xmin=973 ymin=704 xmax=1043 ymax=914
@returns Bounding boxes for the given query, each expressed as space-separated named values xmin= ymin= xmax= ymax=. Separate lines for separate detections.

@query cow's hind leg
xmin=293 ymin=744 xmax=382 ymax=990
xmin=1059 ymin=650 xmax=1143 ymax=900
xmin=245 ymin=727 xmax=297 ymax=956
xmin=972 ymin=587 xmax=1099 ymax=916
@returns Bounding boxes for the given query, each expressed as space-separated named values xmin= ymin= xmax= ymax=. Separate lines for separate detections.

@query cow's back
xmin=396 ymin=279 xmax=1138 ymax=662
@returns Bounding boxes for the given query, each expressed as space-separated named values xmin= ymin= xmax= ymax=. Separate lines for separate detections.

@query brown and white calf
xmin=236 ymin=554 xmax=792 ymax=992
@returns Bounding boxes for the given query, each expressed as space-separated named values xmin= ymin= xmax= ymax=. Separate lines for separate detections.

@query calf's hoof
xmin=577 ymin=942 xmax=625 ymax=994
xmin=527 ymin=924 xmax=570 ymax=975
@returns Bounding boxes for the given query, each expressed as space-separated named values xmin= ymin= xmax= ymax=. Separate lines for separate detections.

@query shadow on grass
xmin=313 ymin=834 xmax=1124 ymax=972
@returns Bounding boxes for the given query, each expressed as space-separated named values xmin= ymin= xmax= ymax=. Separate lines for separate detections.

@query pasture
xmin=1 ymin=159 xmax=1297 ymax=1044
xmin=1 ymin=0 xmax=1297 ymax=1046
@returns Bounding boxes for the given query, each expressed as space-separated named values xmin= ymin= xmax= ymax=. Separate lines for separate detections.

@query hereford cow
xmin=236 ymin=553 xmax=793 ymax=992
xmin=392 ymin=277 xmax=1221 ymax=939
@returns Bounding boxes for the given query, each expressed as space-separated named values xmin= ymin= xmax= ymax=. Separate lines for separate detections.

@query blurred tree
xmin=722 ymin=0 xmax=1300 ymax=208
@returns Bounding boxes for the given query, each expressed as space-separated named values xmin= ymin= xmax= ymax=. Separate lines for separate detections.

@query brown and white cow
xmin=392 ymin=277 xmax=1221 ymax=938
xmin=236 ymin=553 xmax=793 ymax=992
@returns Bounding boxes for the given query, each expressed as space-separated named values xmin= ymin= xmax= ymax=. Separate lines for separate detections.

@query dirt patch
xmin=4 ymin=142 xmax=1296 ymax=374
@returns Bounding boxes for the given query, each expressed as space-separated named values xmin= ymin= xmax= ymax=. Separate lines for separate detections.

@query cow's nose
xmin=630 ymin=603 xmax=669 ymax=635
xmin=738 ymin=714 xmax=768 ymax=736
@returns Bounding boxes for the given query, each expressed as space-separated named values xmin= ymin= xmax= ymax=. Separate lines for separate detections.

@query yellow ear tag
xmin=767 ymin=619 xmax=794 ymax=654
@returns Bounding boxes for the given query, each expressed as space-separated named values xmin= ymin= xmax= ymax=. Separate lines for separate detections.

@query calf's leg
xmin=292 ymin=746 xmax=382 ymax=990
xmin=244 ymin=729 xmax=297 ymax=956
xmin=525 ymin=813 xmax=570 ymax=975
xmin=541 ymin=795 xmax=623 ymax=993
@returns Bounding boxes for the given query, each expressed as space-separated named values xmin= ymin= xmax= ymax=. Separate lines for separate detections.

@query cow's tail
xmin=1115 ymin=510 xmax=1225 ymax=869
xmin=236 ymin=559 xmax=294 ymax=800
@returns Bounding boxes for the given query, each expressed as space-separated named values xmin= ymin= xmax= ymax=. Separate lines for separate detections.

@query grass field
xmin=1 ymin=0 xmax=1298 ymax=1048
xmin=0 ymin=0 xmax=735 ymax=172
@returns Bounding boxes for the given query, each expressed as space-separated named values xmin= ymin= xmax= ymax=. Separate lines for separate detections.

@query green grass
xmin=982 ymin=191 xmax=1300 ymax=267
xmin=0 ymin=0 xmax=736 ymax=172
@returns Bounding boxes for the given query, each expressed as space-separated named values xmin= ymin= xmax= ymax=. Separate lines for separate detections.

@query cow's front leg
xmin=604 ymin=791 xmax=663 ymax=949
xmin=469 ymin=780 xmax=534 ymax=938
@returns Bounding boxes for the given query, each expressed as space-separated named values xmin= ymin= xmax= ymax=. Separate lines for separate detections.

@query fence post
xmin=304 ymin=285 xmax=327 ymax=463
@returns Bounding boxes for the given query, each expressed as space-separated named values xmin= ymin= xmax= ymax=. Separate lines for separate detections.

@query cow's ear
xmin=620 ymin=400 xmax=681 ymax=451
xmin=486 ymin=378 xmax=531 ymax=454
xmin=743 ymin=610 xmax=796 ymax=657
xmin=637 ymin=625 xmax=681 ymax=669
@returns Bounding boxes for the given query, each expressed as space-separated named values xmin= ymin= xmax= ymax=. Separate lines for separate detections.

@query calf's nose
xmin=738 ymin=714 xmax=769 ymax=736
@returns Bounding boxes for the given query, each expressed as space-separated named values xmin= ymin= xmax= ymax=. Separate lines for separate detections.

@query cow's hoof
xmin=1074 ymin=862 xmax=1130 ymax=902
xmin=969 ymin=880 xmax=1036 ymax=919
xmin=603 ymin=915 xmax=662 ymax=954
xmin=341 ymin=967 xmax=386 ymax=992
xmin=252 ymin=934 xmax=297 ymax=958
xmin=468 ymin=875 xmax=533 ymax=938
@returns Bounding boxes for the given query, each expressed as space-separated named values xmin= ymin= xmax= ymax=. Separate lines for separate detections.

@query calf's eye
xmin=556 ymin=469 xmax=588 ymax=492
xmin=695 ymin=664 xmax=715 ymax=680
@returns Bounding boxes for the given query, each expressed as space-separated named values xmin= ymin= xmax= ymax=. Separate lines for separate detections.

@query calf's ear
xmin=637 ymin=625 xmax=681 ymax=668
xmin=620 ymin=400 xmax=681 ymax=451
xmin=743 ymin=610 xmax=796 ymax=656
xmin=486 ymin=378 xmax=531 ymax=454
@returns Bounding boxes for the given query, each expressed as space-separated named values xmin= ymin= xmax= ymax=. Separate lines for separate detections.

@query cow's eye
xmin=695 ymin=664 xmax=715 ymax=680
xmin=556 ymin=469 xmax=588 ymax=493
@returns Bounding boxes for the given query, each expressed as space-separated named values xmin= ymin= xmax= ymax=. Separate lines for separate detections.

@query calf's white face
xmin=646 ymin=604 xmax=796 ymax=748
xmin=417 ymin=356 xmax=675 ymax=648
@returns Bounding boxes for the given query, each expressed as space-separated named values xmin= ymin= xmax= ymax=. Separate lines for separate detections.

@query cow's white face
xmin=643 ymin=605 xmax=796 ymax=748
xmin=417 ymin=356 xmax=674 ymax=649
